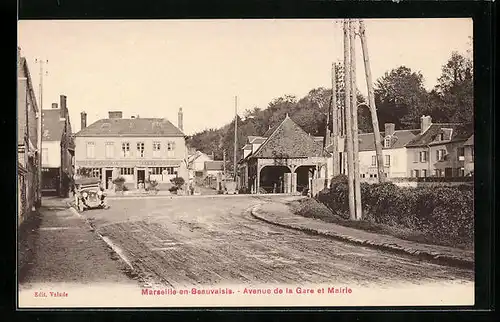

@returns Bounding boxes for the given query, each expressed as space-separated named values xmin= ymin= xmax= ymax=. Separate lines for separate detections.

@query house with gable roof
xmin=405 ymin=115 xmax=473 ymax=178
xmin=237 ymin=114 xmax=331 ymax=194
xmin=349 ymin=123 xmax=420 ymax=181
xmin=41 ymin=95 xmax=75 ymax=197
xmin=325 ymin=115 xmax=473 ymax=181
xmin=74 ymin=108 xmax=188 ymax=191
xmin=325 ymin=122 xmax=420 ymax=181
xmin=187 ymin=150 xmax=213 ymax=180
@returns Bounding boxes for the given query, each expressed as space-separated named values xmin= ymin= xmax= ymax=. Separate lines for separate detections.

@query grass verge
xmin=286 ymin=198 xmax=472 ymax=250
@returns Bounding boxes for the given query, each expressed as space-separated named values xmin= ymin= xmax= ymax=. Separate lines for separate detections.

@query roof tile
xmin=75 ymin=118 xmax=184 ymax=137
xmin=405 ymin=123 xmax=472 ymax=147
xmin=251 ymin=116 xmax=330 ymax=158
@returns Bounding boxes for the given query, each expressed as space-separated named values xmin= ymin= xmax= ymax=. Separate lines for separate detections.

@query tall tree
xmin=374 ymin=66 xmax=429 ymax=129
xmin=433 ymin=51 xmax=473 ymax=125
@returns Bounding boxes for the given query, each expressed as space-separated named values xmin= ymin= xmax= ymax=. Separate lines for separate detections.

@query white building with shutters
xmin=355 ymin=123 xmax=421 ymax=181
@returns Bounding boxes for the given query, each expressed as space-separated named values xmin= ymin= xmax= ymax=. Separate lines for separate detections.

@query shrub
xmin=316 ymin=181 xmax=474 ymax=247
xmin=330 ymin=174 xmax=348 ymax=187
xmin=147 ymin=180 xmax=159 ymax=191
xmin=113 ymin=176 xmax=126 ymax=191
xmin=112 ymin=176 xmax=126 ymax=184
xmin=170 ymin=177 xmax=185 ymax=189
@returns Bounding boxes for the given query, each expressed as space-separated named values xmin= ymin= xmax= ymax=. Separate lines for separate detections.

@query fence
xmin=388 ymin=176 xmax=473 ymax=188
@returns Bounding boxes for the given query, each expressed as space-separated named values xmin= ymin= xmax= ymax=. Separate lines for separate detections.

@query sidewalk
xmin=18 ymin=197 xmax=133 ymax=287
xmin=251 ymin=202 xmax=474 ymax=270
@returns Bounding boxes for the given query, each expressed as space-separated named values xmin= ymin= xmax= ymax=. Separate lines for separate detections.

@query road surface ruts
xmin=86 ymin=195 xmax=474 ymax=288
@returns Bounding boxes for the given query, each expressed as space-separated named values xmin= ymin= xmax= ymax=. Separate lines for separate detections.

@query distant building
xmin=238 ymin=114 xmax=331 ymax=194
xmin=188 ymin=151 xmax=213 ymax=180
xmin=41 ymin=95 xmax=75 ymax=197
xmin=326 ymin=115 xmax=473 ymax=180
xmin=203 ymin=160 xmax=225 ymax=190
xmin=74 ymin=108 xmax=188 ymax=190
xmin=352 ymin=123 xmax=420 ymax=181
xmin=405 ymin=116 xmax=473 ymax=177
xmin=17 ymin=47 xmax=41 ymax=224
xmin=204 ymin=160 xmax=224 ymax=177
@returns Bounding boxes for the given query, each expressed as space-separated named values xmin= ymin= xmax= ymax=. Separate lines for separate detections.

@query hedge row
xmin=317 ymin=176 xmax=474 ymax=247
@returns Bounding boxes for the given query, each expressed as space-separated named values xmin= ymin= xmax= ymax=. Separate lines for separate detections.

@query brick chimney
xmin=60 ymin=95 xmax=67 ymax=119
xmin=178 ymin=107 xmax=184 ymax=131
xmin=81 ymin=111 xmax=87 ymax=129
xmin=384 ymin=123 xmax=395 ymax=136
xmin=420 ymin=115 xmax=432 ymax=134
xmin=52 ymin=103 xmax=58 ymax=109
xmin=108 ymin=111 xmax=123 ymax=119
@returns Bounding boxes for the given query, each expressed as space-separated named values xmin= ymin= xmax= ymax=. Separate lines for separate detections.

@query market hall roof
xmin=249 ymin=114 xmax=330 ymax=159
xmin=75 ymin=118 xmax=184 ymax=137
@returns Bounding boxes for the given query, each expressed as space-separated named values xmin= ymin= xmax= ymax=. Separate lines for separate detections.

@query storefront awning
xmin=75 ymin=159 xmax=183 ymax=168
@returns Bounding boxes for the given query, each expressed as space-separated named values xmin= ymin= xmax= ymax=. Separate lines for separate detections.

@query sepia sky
xmin=18 ymin=19 xmax=472 ymax=135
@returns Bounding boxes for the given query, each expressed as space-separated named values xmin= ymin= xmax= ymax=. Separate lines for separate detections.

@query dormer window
xmin=436 ymin=133 xmax=444 ymax=141
xmin=384 ymin=137 xmax=391 ymax=148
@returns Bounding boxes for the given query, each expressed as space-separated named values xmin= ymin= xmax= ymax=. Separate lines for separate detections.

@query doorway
xmin=137 ymin=169 xmax=145 ymax=188
xmin=105 ymin=170 xmax=113 ymax=189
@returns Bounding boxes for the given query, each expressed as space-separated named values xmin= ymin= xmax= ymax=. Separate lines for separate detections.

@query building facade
xmin=326 ymin=115 xmax=473 ymax=181
xmin=74 ymin=109 xmax=188 ymax=190
xmin=405 ymin=116 xmax=473 ymax=178
xmin=18 ymin=47 xmax=41 ymax=225
xmin=187 ymin=151 xmax=213 ymax=182
xmin=41 ymin=95 xmax=75 ymax=197
xmin=329 ymin=122 xmax=420 ymax=182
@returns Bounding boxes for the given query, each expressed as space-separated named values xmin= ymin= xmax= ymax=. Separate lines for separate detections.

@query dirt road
xmin=86 ymin=195 xmax=474 ymax=289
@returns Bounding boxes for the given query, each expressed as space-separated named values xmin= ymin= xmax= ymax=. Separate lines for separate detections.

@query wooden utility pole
xmin=335 ymin=62 xmax=347 ymax=175
xmin=234 ymin=96 xmax=238 ymax=182
xmin=350 ymin=21 xmax=362 ymax=220
xmin=331 ymin=63 xmax=339 ymax=177
xmin=34 ymin=58 xmax=48 ymax=207
xmin=223 ymin=149 xmax=227 ymax=190
xmin=343 ymin=19 xmax=356 ymax=221
xmin=359 ymin=19 xmax=386 ymax=183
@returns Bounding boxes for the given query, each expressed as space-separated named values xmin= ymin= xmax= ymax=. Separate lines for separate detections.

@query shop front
xmin=75 ymin=159 xmax=184 ymax=190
